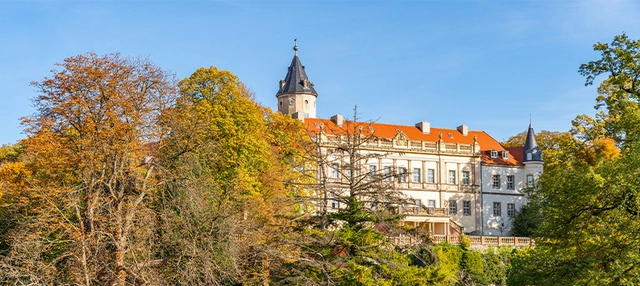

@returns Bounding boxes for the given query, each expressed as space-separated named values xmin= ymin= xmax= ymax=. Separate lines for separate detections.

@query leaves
xmin=1 ymin=52 xmax=176 ymax=285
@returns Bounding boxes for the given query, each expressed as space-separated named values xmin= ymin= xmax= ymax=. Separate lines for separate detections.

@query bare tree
xmin=273 ymin=107 xmax=415 ymax=285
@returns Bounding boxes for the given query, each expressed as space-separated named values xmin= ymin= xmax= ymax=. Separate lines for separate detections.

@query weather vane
xmin=293 ymin=36 xmax=298 ymax=55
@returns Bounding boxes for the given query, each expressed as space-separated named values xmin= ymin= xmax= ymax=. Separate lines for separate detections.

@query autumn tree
xmin=154 ymin=66 xmax=309 ymax=285
xmin=0 ymin=53 xmax=176 ymax=285
xmin=508 ymin=34 xmax=640 ymax=285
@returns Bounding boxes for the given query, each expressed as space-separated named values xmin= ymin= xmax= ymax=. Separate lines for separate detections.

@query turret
xmin=276 ymin=39 xmax=317 ymax=119
xmin=523 ymin=122 xmax=542 ymax=162
xmin=523 ymin=122 xmax=543 ymax=187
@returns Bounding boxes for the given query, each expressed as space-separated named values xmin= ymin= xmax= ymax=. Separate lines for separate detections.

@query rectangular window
xmin=427 ymin=169 xmax=435 ymax=183
xmin=346 ymin=169 xmax=352 ymax=179
xmin=331 ymin=163 xmax=339 ymax=178
xmin=398 ymin=167 xmax=407 ymax=182
xmin=384 ymin=166 xmax=391 ymax=181
xmin=492 ymin=174 xmax=501 ymax=189
xmin=369 ymin=165 xmax=376 ymax=180
xmin=462 ymin=171 xmax=470 ymax=185
xmin=507 ymin=203 xmax=515 ymax=217
xmin=527 ymin=174 xmax=534 ymax=188
xmin=448 ymin=170 xmax=456 ymax=184
xmin=493 ymin=202 xmax=501 ymax=216
xmin=428 ymin=200 xmax=436 ymax=208
xmin=463 ymin=201 xmax=471 ymax=215
xmin=507 ymin=175 xmax=515 ymax=190
xmin=414 ymin=199 xmax=421 ymax=213
xmin=413 ymin=168 xmax=421 ymax=182
xmin=449 ymin=200 xmax=457 ymax=214
xmin=331 ymin=197 xmax=340 ymax=209
xmin=491 ymin=150 xmax=498 ymax=158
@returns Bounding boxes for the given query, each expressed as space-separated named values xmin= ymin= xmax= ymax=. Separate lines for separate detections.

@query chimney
xmin=331 ymin=114 xmax=343 ymax=127
xmin=457 ymin=124 xmax=468 ymax=136
xmin=415 ymin=121 xmax=430 ymax=134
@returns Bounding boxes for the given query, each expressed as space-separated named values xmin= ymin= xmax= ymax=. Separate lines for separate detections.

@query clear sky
xmin=1 ymin=0 xmax=640 ymax=144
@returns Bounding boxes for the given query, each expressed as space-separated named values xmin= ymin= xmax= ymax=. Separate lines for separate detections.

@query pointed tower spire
xmin=276 ymin=39 xmax=318 ymax=118
xmin=523 ymin=122 xmax=542 ymax=162
xmin=276 ymin=41 xmax=317 ymax=97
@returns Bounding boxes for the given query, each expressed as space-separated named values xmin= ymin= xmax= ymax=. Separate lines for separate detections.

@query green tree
xmin=276 ymin=108 xmax=425 ymax=285
xmin=510 ymin=203 xmax=542 ymax=237
xmin=576 ymin=32 xmax=640 ymax=145
xmin=509 ymin=34 xmax=640 ymax=285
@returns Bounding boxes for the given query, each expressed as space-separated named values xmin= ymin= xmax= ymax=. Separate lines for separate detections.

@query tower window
xmin=279 ymin=101 xmax=282 ymax=106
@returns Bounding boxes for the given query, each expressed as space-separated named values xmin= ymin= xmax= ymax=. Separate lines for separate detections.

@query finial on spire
xmin=529 ymin=114 xmax=532 ymax=125
xmin=293 ymin=37 xmax=298 ymax=54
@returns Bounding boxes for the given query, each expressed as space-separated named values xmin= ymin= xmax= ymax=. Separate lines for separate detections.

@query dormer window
xmin=502 ymin=150 xmax=509 ymax=160
xmin=490 ymin=150 xmax=498 ymax=159
xmin=448 ymin=133 xmax=454 ymax=138
xmin=527 ymin=153 xmax=532 ymax=161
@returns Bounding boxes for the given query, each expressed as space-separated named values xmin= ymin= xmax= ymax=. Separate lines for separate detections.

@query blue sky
xmin=1 ymin=0 xmax=640 ymax=144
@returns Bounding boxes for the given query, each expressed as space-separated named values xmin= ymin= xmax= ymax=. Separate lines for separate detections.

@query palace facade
xmin=276 ymin=44 xmax=543 ymax=236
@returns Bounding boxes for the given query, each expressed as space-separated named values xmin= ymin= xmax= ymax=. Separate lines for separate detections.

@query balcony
xmin=389 ymin=235 xmax=535 ymax=247
xmin=400 ymin=206 xmax=448 ymax=216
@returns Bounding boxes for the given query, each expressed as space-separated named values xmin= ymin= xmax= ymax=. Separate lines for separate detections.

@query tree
xmin=510 ymin=203 xmax=542 ymax=237
xmin=508 ymin=34 xmax=640 ymax=285
xmin=576 ymin=32 xmax=640 ymax=145
xmin=509 ymin=146 xmax=640 ymax=284
xmin=0 ymin=53 xmax=176 ymax=285
xmin=155 ymin=66 xmax=309 ymax=284
xmin=275 ymin=108 xmax=425 ymax=285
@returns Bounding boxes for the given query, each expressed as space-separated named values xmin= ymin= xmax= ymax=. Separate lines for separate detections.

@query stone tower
xmin=275 ymin=41 xmax=317 ymax=119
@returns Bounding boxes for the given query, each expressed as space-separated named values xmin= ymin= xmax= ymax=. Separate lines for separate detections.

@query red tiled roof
xmin=304 ymin=118 xmax=523 ymax=166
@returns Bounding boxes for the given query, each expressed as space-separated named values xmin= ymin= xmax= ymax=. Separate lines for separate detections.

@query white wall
xmin=480 ymin=164 xmax=528 ymax=236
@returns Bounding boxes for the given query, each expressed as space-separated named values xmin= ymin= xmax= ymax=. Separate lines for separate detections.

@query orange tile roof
xmin=304 ymin=118 xmax=523 ymax=166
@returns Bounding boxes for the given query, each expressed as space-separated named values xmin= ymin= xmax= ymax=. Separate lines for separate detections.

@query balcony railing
xmin=389 ymin=235 xmax=535 ymax=247
xmin=400 ymin=206 xmax=448 ymax=216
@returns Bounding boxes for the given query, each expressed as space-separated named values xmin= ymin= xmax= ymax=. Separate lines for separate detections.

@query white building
xmin=276 ymin=43 xmax=543 ymax=236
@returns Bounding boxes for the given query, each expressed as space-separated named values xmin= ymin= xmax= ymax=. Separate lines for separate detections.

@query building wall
xmin=321 ymin=144 xmax=484 ymax=234
xmin=316 ymin=131 xmax=537 ymax=236
xmin=480 ymin=165 xmax=528 ymax=236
